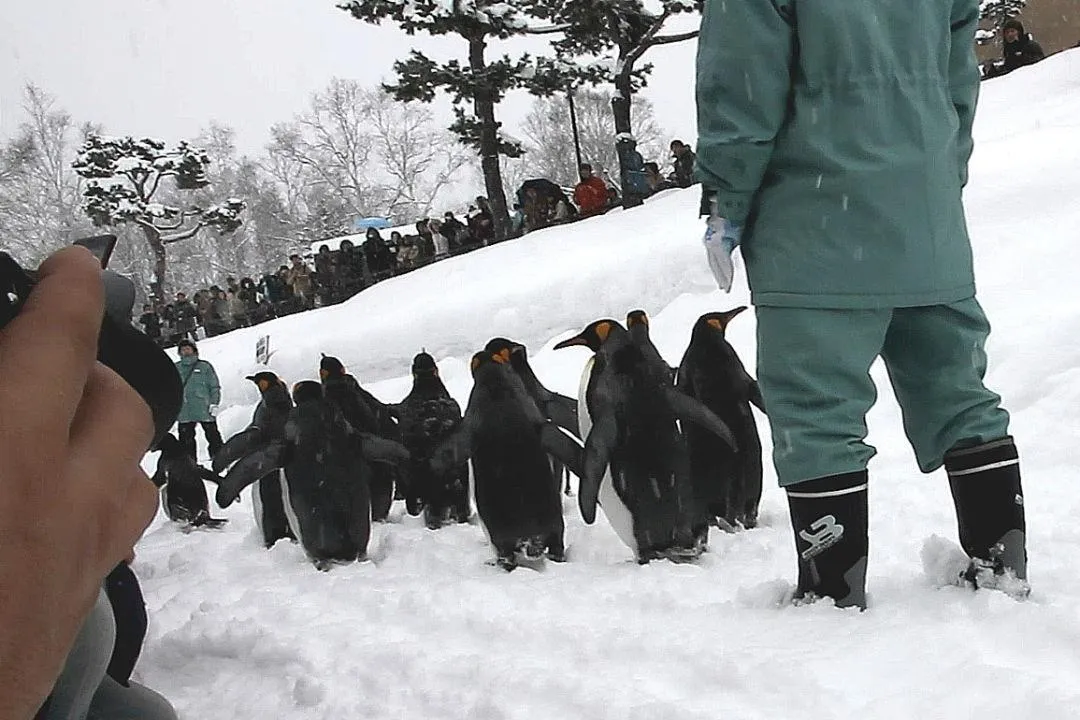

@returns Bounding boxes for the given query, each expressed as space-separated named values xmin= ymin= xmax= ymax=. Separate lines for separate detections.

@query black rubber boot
xmin=945 ymin=437 xmax=1028 ymax=596
xmin=786 ymin=470 xmax=869 ymax=610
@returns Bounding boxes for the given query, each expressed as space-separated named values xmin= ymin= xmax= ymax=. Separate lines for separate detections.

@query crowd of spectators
xmin=137 ymin=144 xmax=696 ymax=347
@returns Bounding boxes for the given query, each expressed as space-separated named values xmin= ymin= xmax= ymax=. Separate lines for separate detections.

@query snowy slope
xmin=133 ymin=51 xmax=1080 ymax=720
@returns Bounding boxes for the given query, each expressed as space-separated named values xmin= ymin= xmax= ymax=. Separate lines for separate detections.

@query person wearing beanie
xmin=174 ymin=339 xmax=223 ymax=461
xmin=986 ymin=19 xmax=1045 ymax=78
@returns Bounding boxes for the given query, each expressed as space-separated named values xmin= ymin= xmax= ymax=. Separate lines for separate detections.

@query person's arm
xmin=949 ymin=0 xmax=981 ymax=188
xmin=1023 ymin=40 xmax=1046 ymax=64
xmin=205 ymin=361 xmax=222 ymax=408
xmin=0 ymin=247 xmax=157 ymax=720
xmin=695 ymin=0 xmax=795 ymax=221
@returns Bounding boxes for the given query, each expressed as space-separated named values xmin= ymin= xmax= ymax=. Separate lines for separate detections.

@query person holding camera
xmin=175 ymin=338 xmax=223 ymax=461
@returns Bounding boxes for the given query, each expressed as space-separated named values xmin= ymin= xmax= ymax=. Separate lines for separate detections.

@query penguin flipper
xmin=580 ymin=413 xmax=617 ymax=525
xmin=539 ymin=423 xmax=584 ymax=479
xmin=213 ymin=427 xmax=266 ymax=474
xmin=748 ymin=380 xmax=767 ymax=415
xmin=215 ymin=440 xmax=287 ymax=508
xmin=664 ymin=388 xmax=739 ymax=452
xmin=358 ymin=432 xmax=410 ymax=465
xmin=199 ymin=467 xmax=223 ymax=485
xmin=541 ymin=392 xmax=581 ymax=440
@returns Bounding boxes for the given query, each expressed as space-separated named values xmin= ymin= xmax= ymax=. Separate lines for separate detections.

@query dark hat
xmin=319 ymin=354 xmax=345 ymax=376
xmin=411 ymin=351 xmax=437 ymax=375
xmin=176 ymin=338 xmax=198 ymax=354
xmin=1003 ymin=19 xmax=1025 ymax=32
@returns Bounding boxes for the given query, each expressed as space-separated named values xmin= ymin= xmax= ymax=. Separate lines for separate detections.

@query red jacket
xmin=574 ymin=176 xmax=610 ymax=215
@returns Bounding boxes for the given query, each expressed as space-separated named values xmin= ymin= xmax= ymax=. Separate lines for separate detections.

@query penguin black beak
xmin=244 ymin=375 xmax=257 ymax=382
xmin=553 ymin=335 xmax=588 ymax=350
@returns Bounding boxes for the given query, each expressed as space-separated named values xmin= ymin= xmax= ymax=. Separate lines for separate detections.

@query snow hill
xmin=133 ymin=51 xmax=1080 ymax=719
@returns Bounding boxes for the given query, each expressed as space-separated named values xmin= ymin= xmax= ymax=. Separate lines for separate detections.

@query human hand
xmin=703 ymin=214 xmax=743 ymax=293
xmin=208 ymin=404 xmax=219 ymax=418
xmin=0 ymin=246 xmax=158 ymax=719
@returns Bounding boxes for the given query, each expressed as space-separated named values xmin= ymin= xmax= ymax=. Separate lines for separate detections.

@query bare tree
xmin=0 ymin=85 xmax=90 ymax=263
xmin=521 ymin=89 xmax=667 ymax=187
xmin=265 ymin=80 xmax=473 ymax=243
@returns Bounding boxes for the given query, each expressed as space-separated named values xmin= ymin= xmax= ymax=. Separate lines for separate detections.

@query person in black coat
xmin=986 ymin=19 xmax=1045 ymax=78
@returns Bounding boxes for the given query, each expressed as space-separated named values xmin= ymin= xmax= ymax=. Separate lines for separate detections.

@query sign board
xmin=255 ymin=335 xmax=271 ymax=365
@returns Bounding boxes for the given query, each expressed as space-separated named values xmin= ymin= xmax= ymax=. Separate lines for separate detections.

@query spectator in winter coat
xmin=363 ymin=228 xmax=396 ymax=277
xmin=172 ymin=292 xmax=198 ymax=341
xmin=227 ymin=290 xmax=248 ymax=328
xmin=238 ymin=277 xmax=259 ymax=316
xmin=573 ymin=163 xmax=611 ymax=216
xmin=174 ymin=338 xmax=223 ymax=461
xmin=314 ymin=245 xmax=338 ymax=305
xmin=441 ymin=212 xmax=469 ymax=250
xmin=669 ymin=140 xmax=697 ymax=188
xmin=428 ymin=219 xmax=451 ymax=258
xmin=138 ymin=304 xmax=162 ymax=344
xmin=468 ymin=196 xmax=495 ymax=244
xmin=985 ymin=19 xmax=1046 ymax=78
xmin=696 ymin=0 xmax=1027 ymax=609
xmin=286 ymin=254 xmax=314 ymax=309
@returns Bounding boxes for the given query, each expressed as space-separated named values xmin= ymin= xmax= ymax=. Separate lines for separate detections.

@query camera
xmin=0 ymin=235 xmax=182 ymax=450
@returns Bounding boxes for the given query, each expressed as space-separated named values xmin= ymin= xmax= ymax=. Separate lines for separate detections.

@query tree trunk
xmin=469 ymin=36 xmax=511 ymax=243
xmin=611 ymin=60 xmax=644 ymax=209
xmin=140 ymin=224 xmax=168 ymax=304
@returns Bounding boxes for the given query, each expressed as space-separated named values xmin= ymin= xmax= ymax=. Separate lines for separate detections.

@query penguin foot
xmin=545 ymin=549 xmax=567 ymax=563
xmin=495 ymin=556 xmax=518 ymax=572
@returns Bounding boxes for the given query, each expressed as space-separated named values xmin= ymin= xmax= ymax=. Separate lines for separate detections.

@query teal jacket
xmin=175 ymin=357 xmax=221 ymax=423
xmin=695 ymin=0 xmax=981 ymax=309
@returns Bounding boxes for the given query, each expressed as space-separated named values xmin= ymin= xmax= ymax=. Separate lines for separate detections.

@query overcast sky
xmin=0 ymin=0 xmax=699 ymax=157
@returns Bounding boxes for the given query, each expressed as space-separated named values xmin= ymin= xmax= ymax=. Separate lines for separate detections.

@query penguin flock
xmin=153 ymin=308 xmax=767 ymax=572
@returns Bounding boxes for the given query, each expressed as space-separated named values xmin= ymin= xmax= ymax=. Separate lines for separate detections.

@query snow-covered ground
xmin=133 ymin=51 xmax=1080 ymax=719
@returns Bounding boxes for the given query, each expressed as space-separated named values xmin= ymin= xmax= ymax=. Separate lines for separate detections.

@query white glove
xmin=703 ymin=214 xmax=743 ymax=293
xmin=208 ymin=404 xmax=219 ymax=418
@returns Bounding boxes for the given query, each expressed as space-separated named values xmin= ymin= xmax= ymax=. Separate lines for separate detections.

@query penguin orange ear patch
xmin=498 ymin=348 xmax=511 ymax=363
xmin=470 ymin=356 xmax=481 ymax=371
xmin=491 ymin=352 xmax=507 ymax=364
xmin=319 ymin=369 xmax=329 ymax=380
xmin=707 ymin=318 xmax=724 ymax=331
xmin=258 ymin=379 xmax=270 ymax=392
xmin=596 ymin=321 xmax=612 ymax=343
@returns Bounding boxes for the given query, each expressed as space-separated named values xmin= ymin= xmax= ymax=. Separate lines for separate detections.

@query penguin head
xmin=626 ymin=309 xmax=650 ymax=330
xmin=483 ymin=337 xmax=528 ymax=369
xmin=695 ymin=307 xmax=748 ymax=339
xmin=245 ymin=371 xmax=284 ymax=395
xmin=411 ymin=351 xmax=439 ymax=379
xmin=553 ymin=319 xmax=624 ymax=352
xmin=319 ymin=354 xmax=346 ymax=381
xmin=291 ymin=380 xmax=324 ymax=405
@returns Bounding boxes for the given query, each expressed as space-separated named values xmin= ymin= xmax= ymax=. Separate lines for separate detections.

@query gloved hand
xmin=703 ymin=213 xmax=743 ymax=293
xmin=208 ymin=404 xmax=219 ymax=418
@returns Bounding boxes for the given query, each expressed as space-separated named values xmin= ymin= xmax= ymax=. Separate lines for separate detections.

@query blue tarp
xmin=353 ymin=216 xmax=391 ymax=230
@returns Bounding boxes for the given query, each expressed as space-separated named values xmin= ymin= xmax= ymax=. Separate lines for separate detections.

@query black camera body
xmin=0 ymin=236 xmax=182 ymax=450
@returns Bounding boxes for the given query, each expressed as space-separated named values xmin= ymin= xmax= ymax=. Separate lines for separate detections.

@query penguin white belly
xmin=252 ymin=478 xmax=265 ymax=536
xmin=578 ymin=357 xmax=637 ymax=556
xmin=279 ymin=469 xmax=304 ymax=546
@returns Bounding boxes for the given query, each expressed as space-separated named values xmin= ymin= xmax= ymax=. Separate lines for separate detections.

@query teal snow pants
xmin=755 ymin=298 xmax=1011 ymax=487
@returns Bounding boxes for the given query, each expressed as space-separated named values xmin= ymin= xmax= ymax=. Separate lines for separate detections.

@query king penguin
xmin=213 ymin=371 xmax=295 ymax=548
xmin=677 ymin=308 xmax=766 ymax=535
xmin=554 ymin=319 xmax=739 ymax=563
xmin=432 ymin=351 xmax=583 ymax=570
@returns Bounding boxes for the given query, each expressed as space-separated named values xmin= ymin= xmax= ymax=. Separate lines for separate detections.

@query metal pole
xmin=567 ymin=85 xmax=583 ymax=170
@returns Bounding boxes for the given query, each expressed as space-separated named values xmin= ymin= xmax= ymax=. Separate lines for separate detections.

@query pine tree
xmin=72 ymin=134 xmax=245 ymax=302
xmin=532 ymin=0 xmax=700 ymax=207
xmin=336 ymin=0 xmax=573 ymax=240
xmin=978 ymin=0 xmax=1028 ymax=44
